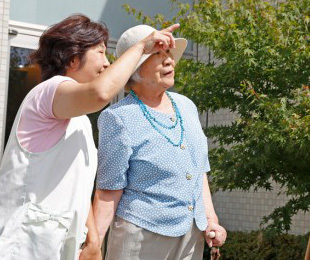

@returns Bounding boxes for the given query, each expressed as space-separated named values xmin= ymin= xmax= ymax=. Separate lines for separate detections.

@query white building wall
xmin=0 ymin=0 xmax=10 ymax=154
xmin=212 ymin=185 xmax=310 ymax=235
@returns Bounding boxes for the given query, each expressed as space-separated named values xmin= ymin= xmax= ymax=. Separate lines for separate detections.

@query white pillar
xmin=0 ymin=0 xmax=10 ymax=157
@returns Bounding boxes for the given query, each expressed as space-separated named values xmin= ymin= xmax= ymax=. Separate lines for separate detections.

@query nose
xmin=103 ymin=56 xmax=110 ymax=69
xmin=163 ymin=56 xmax=174 ymax=66
xmin=163 ymin=54 xmax=174 ymax=66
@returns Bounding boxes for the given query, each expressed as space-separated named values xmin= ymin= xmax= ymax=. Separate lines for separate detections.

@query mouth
xmin=163 ymin=70 xmax=174 ymax=76
xmin=98 ymin=69 xmax=105 ymax=75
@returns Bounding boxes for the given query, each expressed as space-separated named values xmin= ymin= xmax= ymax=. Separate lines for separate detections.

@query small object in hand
xmin=207 ymin=231 xmax=216 ymax=238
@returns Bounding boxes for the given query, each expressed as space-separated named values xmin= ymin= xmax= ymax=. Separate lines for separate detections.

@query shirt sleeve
xmin=96 ymin=109 xmax=133 ymax=190
xmin=17 ymin=76 xmax=74 ymax=153
xmin=38 ymin=76 xmax=74 ymax=119
xmin=185 ymin=95 xmax=211 ymax=173
xmin=204 ymin=134 xmax=211 ymax=173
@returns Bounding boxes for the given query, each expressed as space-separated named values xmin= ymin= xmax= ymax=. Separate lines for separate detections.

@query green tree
xmin=124 ymin=0 xmax=310 ymax=233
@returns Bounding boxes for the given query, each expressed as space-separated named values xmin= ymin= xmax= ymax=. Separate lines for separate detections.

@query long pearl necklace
xmin=130 ymin=90 xmax=185 ymax=149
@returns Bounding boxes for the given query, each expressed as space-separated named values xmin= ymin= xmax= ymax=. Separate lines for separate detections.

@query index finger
xmin=161 ymin=23 xmax=180 ymax=33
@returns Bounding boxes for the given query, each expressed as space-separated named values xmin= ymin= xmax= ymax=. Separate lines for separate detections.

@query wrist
xmin=86 ymin=240 xmax=101 ymax=251
xmin=134 ymin=41 xmax=146 ymax=55
xmin=85 ymin=233 xmax=101 ymax=250
xmin=207 ymin=216 xmax=219 ymax=225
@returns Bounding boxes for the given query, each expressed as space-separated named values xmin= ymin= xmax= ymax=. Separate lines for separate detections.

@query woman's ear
xmin=69 ymin=57 xmax=80 ymax=71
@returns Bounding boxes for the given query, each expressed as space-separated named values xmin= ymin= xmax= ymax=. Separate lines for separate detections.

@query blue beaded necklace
xmin=130 ymin=90 xmax=185 ymax=148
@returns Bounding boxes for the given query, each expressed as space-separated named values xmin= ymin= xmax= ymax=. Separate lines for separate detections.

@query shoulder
xmin=21 ymin=76 xmax=77 ymax=119
xmin=27 ymin=76 xmax=75 ymax=97
xmin=99 ymin=95 xmax=136 ymax=119
xmin=38 ymin=75 xmax=75 ymax=88
xmin=169 ymin=91 xmax=194 ymax=104
xmin=98 ymin=95 xmax=133 ymax=125
xmin=168 ymin=91 xmax=198 ymax=111
xmin=110 ymin=94 xmax=137 ymax=111
xmin=46 ymin=75 xmax=75 ymax=84
xmin=41 ymin=75 xmax=76 ymax=92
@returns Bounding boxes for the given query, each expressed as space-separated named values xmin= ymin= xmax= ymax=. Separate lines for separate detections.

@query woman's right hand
xmin=205 ymin=221 xmax=227 ymax=248
xmin=141 ymin=24 xmax=180 ymax=54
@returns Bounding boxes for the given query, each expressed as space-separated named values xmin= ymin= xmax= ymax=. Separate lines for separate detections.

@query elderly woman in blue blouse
xmin=94 ymin=24 xmax=227 ymax=260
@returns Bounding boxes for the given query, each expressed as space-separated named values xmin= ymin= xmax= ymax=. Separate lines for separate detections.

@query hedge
xmin=203 ymin=231 xmax=308 ymax=260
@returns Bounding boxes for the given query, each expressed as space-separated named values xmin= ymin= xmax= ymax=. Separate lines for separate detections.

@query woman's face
xmin=74 ymin=42 xmax=110 ymax=83
xmin=139 ymin=50 xmax=175 ymax=91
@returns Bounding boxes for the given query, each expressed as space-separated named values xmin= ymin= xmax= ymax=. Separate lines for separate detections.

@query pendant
xmin=170 ymin=116 xmax=175 ymax=122
xmin=180 ymin=144 xmax=186 ymax=150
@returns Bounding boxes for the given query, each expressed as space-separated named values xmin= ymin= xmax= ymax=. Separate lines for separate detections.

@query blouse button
xmin=188 ymin=205 xmax=193 ymax=211
xmin=186 ymin=173 xmax=192 ymax=180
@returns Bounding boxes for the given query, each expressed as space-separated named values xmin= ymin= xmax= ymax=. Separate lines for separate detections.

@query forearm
xmin=93 ymin=189 xmax=123 ymax=245
xmin=90 ymin=43 xmax=145 ymax=102
xmin=85 ymin=204 xmax=100 ymax=248
xmin=202 ymin=174 xmax=227 ymax=247
xmin=202 ymin=173 xmax=219 ymax=224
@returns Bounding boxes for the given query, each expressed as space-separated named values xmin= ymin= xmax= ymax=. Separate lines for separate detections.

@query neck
xmin=131 ymin=84 xmax=167 ymax=108
xmin=131 ymin=85 xmax=174 ymax=114
xmin=65 ymin=71 xmax=79 ymax=82
xmin=65 ymin=70 xmax=88 ymax=83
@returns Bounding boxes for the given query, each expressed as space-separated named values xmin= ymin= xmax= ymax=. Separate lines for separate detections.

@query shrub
xmin=203 ymin=231 xmax=308 ymax=260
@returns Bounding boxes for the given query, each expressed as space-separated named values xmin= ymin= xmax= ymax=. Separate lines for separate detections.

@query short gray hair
xmin=125 ymin=67 xmax=142 ymax=92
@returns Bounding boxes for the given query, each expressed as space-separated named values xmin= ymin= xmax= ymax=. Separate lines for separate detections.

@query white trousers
xmin=106 ymin=216 xmax=205 ymax=260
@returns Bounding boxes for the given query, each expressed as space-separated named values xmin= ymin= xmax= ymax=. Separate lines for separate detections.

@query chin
xmin=157 ymin=79 xmax=174 ymax=90
xmin=163 ymin=79 xmax=174 ymax=87
xmin=167 ymin=82 xmax=175 ymax=88
xmin=163 ymin=84 xmax=173 ymax=90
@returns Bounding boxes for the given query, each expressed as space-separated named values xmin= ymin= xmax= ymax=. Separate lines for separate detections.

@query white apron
xmin=0 ymin=102 xmax=98 ymax=260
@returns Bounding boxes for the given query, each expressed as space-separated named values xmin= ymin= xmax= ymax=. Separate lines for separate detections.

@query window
xmin=5 ymin=47 xmax=41 ymax=146
xmin=5 ymin=21 xmax=44 ymax=148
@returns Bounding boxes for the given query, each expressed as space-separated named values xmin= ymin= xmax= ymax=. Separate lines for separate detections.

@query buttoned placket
xmin=181 ymin=139 xmax=195 ymax=213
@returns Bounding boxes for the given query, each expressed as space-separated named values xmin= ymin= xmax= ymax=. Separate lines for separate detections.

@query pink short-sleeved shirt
xmin=17 ymin=76 xmax=75 ymax=153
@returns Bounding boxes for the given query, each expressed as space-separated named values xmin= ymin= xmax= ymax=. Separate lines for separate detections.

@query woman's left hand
xmin=205 ymin=221 xmax=227 ymax=248
xmin=78 ymin=242 xmax=102 ymax=260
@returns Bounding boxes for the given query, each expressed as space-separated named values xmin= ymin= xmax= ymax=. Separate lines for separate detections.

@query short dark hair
xmin=30 ymin=14 xmax=109 ymax=81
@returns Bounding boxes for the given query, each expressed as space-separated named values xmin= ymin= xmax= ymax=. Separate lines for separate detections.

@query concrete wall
xmin=213 ymin=184 xmax=310 ymax=235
